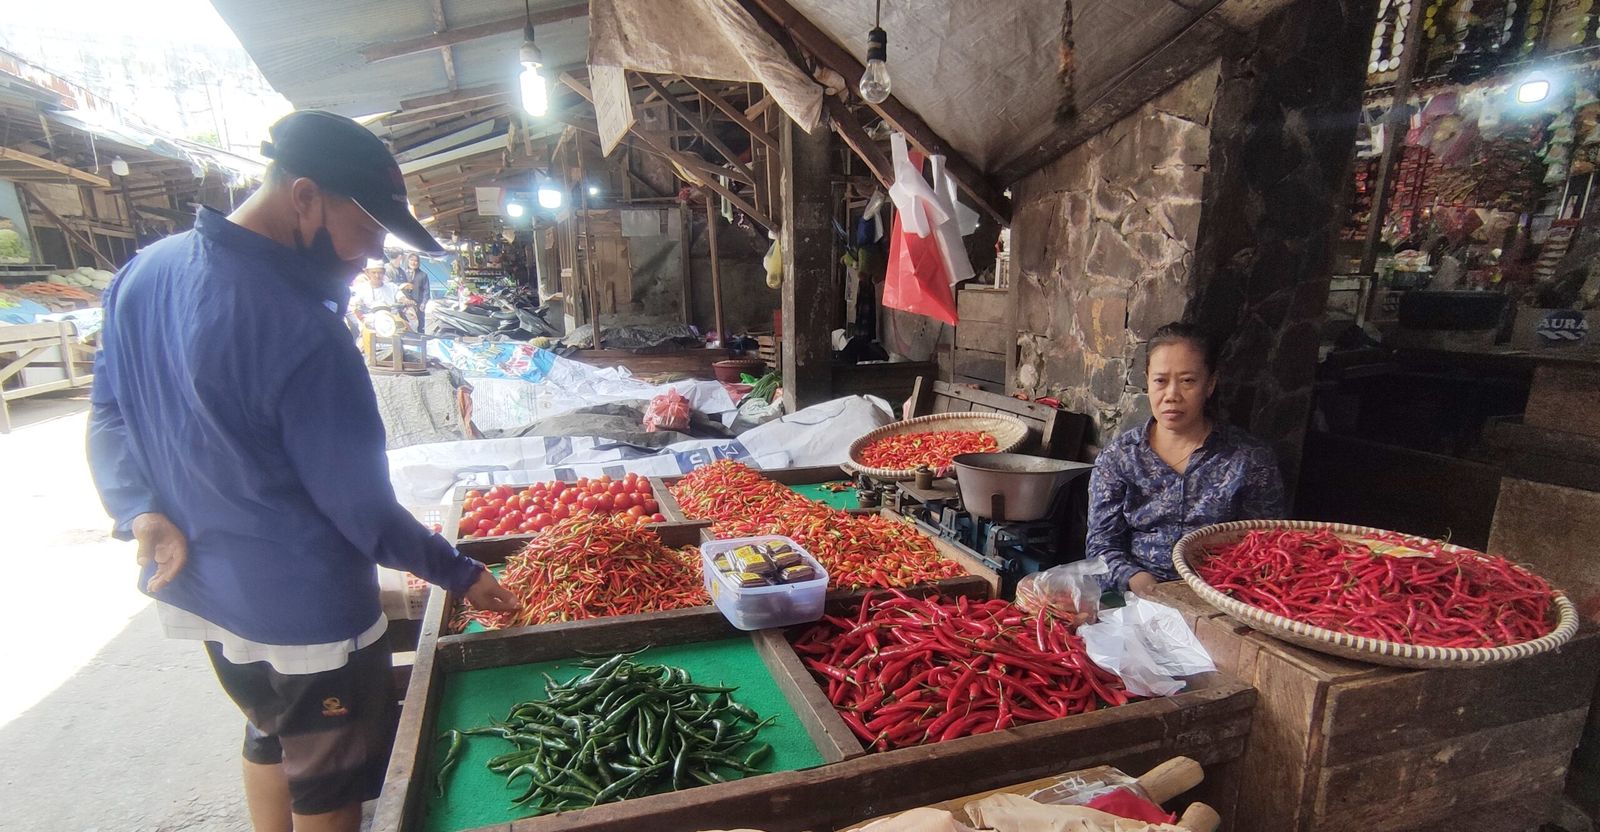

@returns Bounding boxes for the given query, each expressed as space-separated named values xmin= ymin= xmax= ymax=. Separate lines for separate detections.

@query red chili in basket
xmin=790 ymin=591 xmax=1131 ymax=751
xmin=857 ymin=430 xmax=999 ymax=471
xmin=1195 ymin=528 xmax=1556 ymax=649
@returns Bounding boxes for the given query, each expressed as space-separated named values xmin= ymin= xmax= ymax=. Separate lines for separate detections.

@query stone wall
xmin=1010 ymin=65 xmax=1221 ymax=443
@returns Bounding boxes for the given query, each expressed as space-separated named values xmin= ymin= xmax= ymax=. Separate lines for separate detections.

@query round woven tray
xmin=1171 ymin=519 xmax=1579 ymax=669
xmin=847 ymin=412 xmax=1029 ymax=481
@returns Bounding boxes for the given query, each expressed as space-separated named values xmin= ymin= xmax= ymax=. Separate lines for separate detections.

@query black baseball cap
xmin=261 ymin=110 xmax=442 ymax=254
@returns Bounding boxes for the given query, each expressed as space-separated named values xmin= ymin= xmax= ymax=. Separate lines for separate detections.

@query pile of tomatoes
xmin=457 ymin=474 xmax=666 ymax=539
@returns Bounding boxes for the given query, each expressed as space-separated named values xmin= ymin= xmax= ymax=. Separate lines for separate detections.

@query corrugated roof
xmin=209 ymin=0 xmax=588 ymax=116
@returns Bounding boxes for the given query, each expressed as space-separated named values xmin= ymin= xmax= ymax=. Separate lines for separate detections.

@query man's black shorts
xmin=205 ymin=637 xmax=397 ymax=815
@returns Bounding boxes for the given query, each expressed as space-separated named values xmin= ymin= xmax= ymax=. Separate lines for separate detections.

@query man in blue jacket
xmin=88 ymin=110 xmax=517 ymax=832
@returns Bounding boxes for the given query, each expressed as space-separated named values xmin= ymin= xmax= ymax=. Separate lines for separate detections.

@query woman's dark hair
xmin=1148 ymin=322 xmax=1219 ymax=375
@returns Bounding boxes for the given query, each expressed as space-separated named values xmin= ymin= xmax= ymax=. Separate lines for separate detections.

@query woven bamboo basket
xmin=1171 ymin=519 xmax=1579 ymax=669
xmin=847 ymin=412 xmax=1029 ymax=481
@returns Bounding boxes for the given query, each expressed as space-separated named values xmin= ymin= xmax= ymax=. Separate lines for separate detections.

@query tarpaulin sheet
xmin=386 ymin=395 xmax=892 ymax=506
xmin=588 ymin=0 xmax=823 ymax=138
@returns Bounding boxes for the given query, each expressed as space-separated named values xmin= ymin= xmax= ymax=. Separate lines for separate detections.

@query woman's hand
xmin=1127 ymin=571 xmax=1159 ymax=596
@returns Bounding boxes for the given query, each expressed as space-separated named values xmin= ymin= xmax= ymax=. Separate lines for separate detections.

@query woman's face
xmin=408 ymin=254 xmax=420 ymax=269
xmin=1147 ymin=341 xmax=1216 ymax=433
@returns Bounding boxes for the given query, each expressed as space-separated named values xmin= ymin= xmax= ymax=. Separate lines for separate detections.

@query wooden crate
xmin=442 ymin=482 xmax=704 ymax=546
xmin=376 ymin=602 xmax=866 ymax=832
xmin=1147 ymin=583 xmax=1600 ymax=832
xmin=432 ymin=521 xmax=712 ymax=641
xmin=380 ymin=583 xmax=1255 ymax=832
xmin=650 ymin=465 xmax=865 ymax=523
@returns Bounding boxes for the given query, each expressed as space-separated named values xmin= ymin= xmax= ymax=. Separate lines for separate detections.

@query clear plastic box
xmin=701 ymin=535 xmax=829 ymax=630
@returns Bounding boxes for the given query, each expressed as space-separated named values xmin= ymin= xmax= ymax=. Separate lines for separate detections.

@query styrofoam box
xmin=701 ymin=535 xmax=828 ymax=631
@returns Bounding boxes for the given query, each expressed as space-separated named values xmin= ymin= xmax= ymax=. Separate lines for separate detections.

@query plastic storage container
xmin=701 ymin=535 xmax=829 ymax=630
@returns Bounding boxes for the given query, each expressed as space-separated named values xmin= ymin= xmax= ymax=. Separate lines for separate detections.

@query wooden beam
xmin=384 ymin=101 xmax=509 ymax=128
xmin=428 ymin=0 xmax=458 ymax=90
xmin=557 ymin=76 xmax=760 ymax=188
xmin=680 ymin=76 xmax=778 ymax=150
xmin=362 ymin=2 xmax=587 ymax=63
xmin=398 ymin=83 xmax=507 ymax=112
xmin=742 ymin=0 xmax=1010 ymax=225
xmin=0 ymin=146 xmax=109 ymax=188
xmin=637 ymin=73 xmax=756 ymax=182
xmin=780 ymin=118 xmax=836 ymax=410
xmin=706 ymin=193 xmax=726 ymax=343
xmin=824 ymin=96 xmax=891 ymax=188
xmin=17 ymin=184 xmax=116 ymax=270
xmin=991 ymin=0 xmax=1236 ymax=185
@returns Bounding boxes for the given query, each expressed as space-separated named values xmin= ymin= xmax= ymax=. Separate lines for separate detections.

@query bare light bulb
xmin=505 ymin=202 xmax=526 ymax=218
xmin=111 ymin=156 xmax=129 ymax=177
xmin=859 ymin=27 xmax=891 ymax=104
xmin=519 ymin=25 xmax=548 ymax=117
xmin=538 ymin=187 xmax=563 ymax=210
xmin=587 ymin=185 xmax=600 ymax=196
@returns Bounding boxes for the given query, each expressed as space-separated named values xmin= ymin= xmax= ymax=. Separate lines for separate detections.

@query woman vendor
xmin=1087 ymin=322 xmax=1286 ymax=595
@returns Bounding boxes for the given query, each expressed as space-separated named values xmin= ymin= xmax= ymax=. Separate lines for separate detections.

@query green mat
xmin=785 ymin=481 xmax=859 ymax=509
xmin=420 ymin=638 xmax=825 ymax=832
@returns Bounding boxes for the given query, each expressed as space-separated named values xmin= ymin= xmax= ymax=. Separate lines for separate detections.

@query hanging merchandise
xmin=764 ymin=232 xmax=783 ymax=288
xmin=884 ymin=134 xmax=962 ymax=324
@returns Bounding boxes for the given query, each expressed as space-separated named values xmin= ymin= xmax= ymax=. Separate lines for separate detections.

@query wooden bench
xmin=0 ymin=321 xmax=94 ymax=432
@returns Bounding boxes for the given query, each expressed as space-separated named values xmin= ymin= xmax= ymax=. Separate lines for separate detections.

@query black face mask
xmin=293 ymin=224 xmax=365 ymax=291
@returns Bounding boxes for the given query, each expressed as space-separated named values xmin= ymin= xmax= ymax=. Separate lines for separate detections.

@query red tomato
xmin=624 ymin=472 xmax=639 ymax=483
xmin=579 ymin=496 xmax=597 ymax=511
xmin=463 ymin=498 xmax=483 ymax=514
xmin=487 ymin=485 xmax=511 ymax=500
xmin=626 ymin=505 xmax=646 ymax=517
xmin=476 ymin=518 xmax=494 ymax=530
xmin=632 ymin=479 xmax=652 ymax=494
xmin=642 ymin=499 xmax=659 ymax=514
xmin=465 ymin=489 xmax=484 ymax=500
xmin=576 ymin=477 xmax=591 ymax=489
xmin=552 ymin=503 xmax=569 ymax=519
xmin=608 ymin=481 xmax=626 ymax=496
xmin=532 ymin=513 xmax=552 ymax=530
xmin=595 ymin=494 xmax=614 ymax=512
xmin=635 ymin=513 xmax=652 ymax=525
xmin=504 ymin=509 xmax=524 ymax=524
xmin=597 ymin=475 xmax=612 ymax=485
xmin=560 ymin=490 xmax=580 ymax=505
xmin=614 ymin=493 xmax=634 ymax=511
xmin=650 ymin=513 xmax=666 ymax=523
xmin=548 ymin=481 xmax=565 ymax=495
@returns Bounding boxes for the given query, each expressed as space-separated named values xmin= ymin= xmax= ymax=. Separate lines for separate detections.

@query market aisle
xmin=0 ymin=396 xmax=252 ymax=831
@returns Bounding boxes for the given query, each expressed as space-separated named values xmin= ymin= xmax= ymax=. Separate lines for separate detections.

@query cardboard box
xmin=1511 ymin=307 xmax=1600 ymax=350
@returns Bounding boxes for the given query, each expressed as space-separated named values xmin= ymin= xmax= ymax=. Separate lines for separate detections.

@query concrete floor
xmin=0 ymin=393 xmax=255 ymax=831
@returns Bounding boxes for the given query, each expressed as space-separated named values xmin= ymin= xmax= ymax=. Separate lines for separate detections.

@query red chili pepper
xmin=791 ymin=593 xmax=1133 ymax=751
xmin=857 ymin=430 xmax=1000 ymax=471
xmin=449 ymin=514 xmax=706 ymax=632
xmin=1196 ymin=528 xmax=1557 ymax=649
xmin=671 ymin=461 xmax=965 ymax=590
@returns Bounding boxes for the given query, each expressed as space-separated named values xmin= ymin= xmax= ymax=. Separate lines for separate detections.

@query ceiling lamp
xmin=1516 ymin=77 xmax=1551 ymax=104
xmin=519 ymin=0 xmax=549 ymax=117
xmin=505 ymin=202 xmax=526 ymax=218
xmin=538 ymin=185 xmax=563 ymax=210
xmin=858 ymin=0 xmax=891 ymax=105
xmin=110 ymin=156 xmax=129 ymax=177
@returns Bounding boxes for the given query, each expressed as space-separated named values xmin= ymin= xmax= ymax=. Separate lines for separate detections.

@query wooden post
xmin=705 ymin=194 xmax=727 ymax=345
xmin=680 ymin=204 xmax=694 ymax=326
xmin=780 ymin=116 xmax=835 ymax=411
xmin=1359 ymin=0 xmax=1426 ymax=274
xmin=581 ymin=181 xmax=603 ymax=348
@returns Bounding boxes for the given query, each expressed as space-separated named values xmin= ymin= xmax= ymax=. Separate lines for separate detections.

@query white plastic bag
xmin=1078 ymin=596 xmax=1215 ymax=697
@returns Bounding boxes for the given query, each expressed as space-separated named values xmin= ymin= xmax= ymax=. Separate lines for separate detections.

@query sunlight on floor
xmin=0 ymin=400 xmax=151 ymax=729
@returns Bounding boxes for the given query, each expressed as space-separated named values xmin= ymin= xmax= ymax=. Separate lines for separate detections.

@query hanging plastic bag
xmin=1015 ymin=558 xmax=1110 ymax=626
xmin=763 ymin=232 xmax=783 ymax=289
xmin=1078 ymin=596 xmax=1216 ymax=697
xmin=643 ymin=389 xmax=692 ymax=433
xmin=884 ymin=136 xmax=959 ymax=324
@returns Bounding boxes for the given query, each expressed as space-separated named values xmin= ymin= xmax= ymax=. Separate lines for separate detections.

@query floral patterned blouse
xmin=1087 ymin=420 xmax=1286 ymax=591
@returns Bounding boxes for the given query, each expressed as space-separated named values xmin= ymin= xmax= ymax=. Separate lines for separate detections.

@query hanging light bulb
xmin=538 ymin=185 xmax=563 ymax=210
xmin=519 ymin=0 xmax=548 ymax=117
xmin=110 ymin=156 xmax=129 ymax=177
xmin=858 ymin=0 xmax=891 ymax=104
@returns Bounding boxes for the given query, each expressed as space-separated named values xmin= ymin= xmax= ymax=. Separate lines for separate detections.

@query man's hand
xmin=132 ymin=512 xmax=188 ymax=593
xmin=463 ymin=570 xmax=521 ymax=613
xmin=1127 ymin=571 xmax=1159 ymax=597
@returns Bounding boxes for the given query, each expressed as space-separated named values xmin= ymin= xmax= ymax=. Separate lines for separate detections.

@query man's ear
xmin=289 ymin=177 xmax=323 ymax=225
